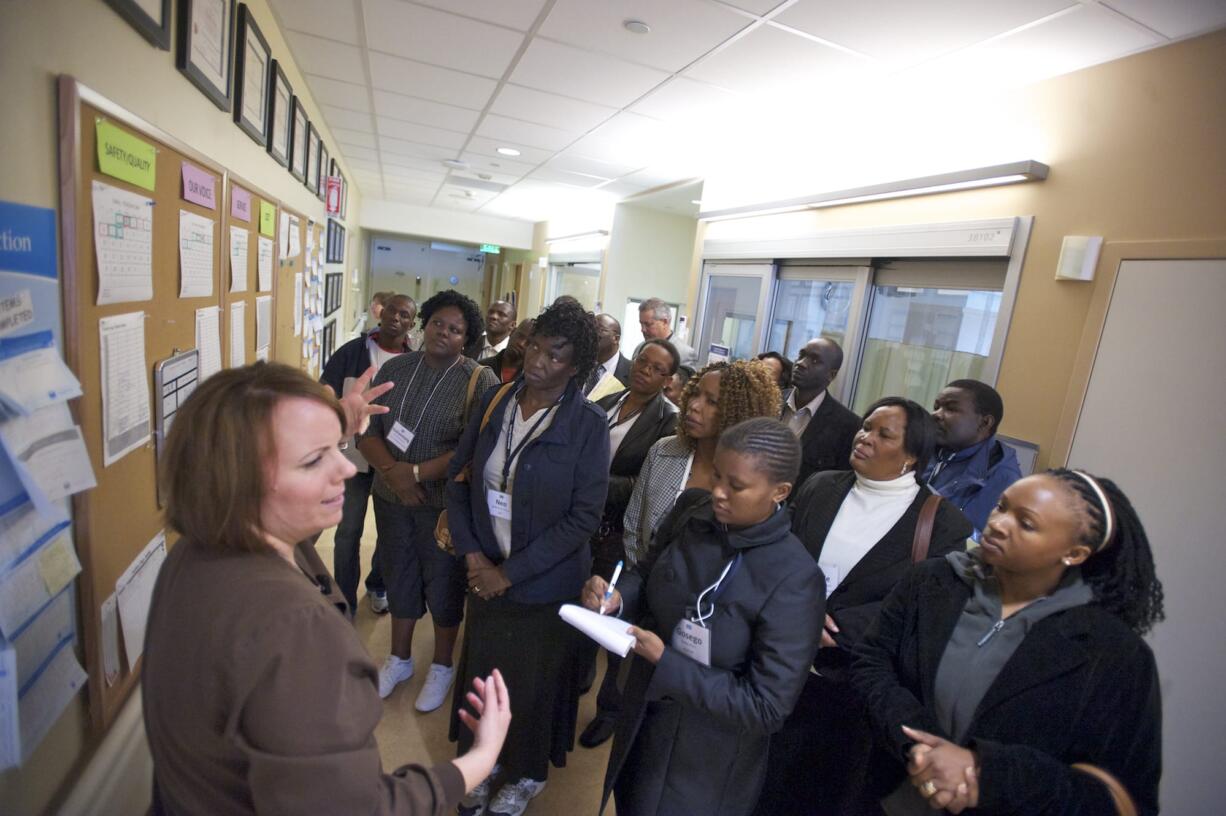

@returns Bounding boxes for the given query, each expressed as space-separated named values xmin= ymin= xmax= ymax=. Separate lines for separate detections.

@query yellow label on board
xmin=96 ymin=119 xmax=156 ymax=191
xmin=259 ymin=201 xmax=276 ymax=237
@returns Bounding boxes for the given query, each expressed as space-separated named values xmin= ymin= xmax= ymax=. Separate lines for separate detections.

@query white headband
xmin=1072 ymin=470 xmax=1115 ymax=551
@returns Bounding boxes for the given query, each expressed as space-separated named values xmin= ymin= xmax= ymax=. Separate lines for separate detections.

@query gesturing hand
xmin=902 ymin=725 xmax=980 ymax=812
xmin=338 ymin=365 xmax=393 ymax=437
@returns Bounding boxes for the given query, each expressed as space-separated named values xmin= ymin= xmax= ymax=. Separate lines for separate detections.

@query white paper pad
xmin=559 ymin=604 xmax=635 ymax=657
xmin=228 ymin=225 xmax=248 ymax=293
xmin=91 ymin=181 xmax=153 ymax=305
xmin=99 ymin=312 xmax=151 ymax=466
xmin=255 ymin=295 xmax=271 ymax=354
xmin=18 ymin=640 xmax=86 ymax=762
xmin=115 ymin=531 xmax=166 ymax=669
xmin=195 ymin=305 xmax=221 ymax=382
xmin=0 ymin=402 xmax=97 ymax=505
xmin=229 ymin=301 xmax=246 ymax=368
xmin=257 ymin=236 xmax=273 ymax=292
xmin=178 ymin=209 xmax=214 ymax=298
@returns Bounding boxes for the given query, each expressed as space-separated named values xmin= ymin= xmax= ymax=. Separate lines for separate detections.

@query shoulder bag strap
xmin=1071 ymin=763 xmax=1139 ymax=816
xmin=910 ymin=493 xmax=943 ymax=563
xmin=461 ymin=365 xmax=487 ymax=424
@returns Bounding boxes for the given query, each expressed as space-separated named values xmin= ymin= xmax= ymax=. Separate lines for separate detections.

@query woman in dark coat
xmin=852 ymin=469 xmax=1163 ymax=815
xmin=446 ymin=301 xmax=610 ymax=816
xmin=583 ymin=418 xmax=824 ymax=816
xmin=756 ymin=397 xmax=973 ymax=816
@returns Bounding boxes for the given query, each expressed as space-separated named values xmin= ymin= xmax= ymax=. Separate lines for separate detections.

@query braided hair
xmin=675 ymin=360 xmax=782 ymax=449
xmin=531 ymin=300 xmax=600 ymax=385
xmin=1047 ymin=468 xmax=1165 ymax=635
xmin=717 ymin=418 xmax=802 ymax=485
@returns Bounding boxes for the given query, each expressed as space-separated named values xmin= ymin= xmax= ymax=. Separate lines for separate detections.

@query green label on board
xmin=259 ymin=201 xmax=276 ymax=237
xmin=96 ymin=119 xmax=156 ymax=191
xmin=480 ymin=244 xmax=501 ymax=254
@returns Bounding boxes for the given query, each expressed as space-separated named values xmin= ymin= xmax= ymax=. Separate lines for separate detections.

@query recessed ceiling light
xmin=623 ymin=19 xmax=650 ymax=34
xmin=496 ymin=147 xmax=521 ymax=157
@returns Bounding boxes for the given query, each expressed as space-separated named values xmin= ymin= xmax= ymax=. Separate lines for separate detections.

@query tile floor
xmin=316 ymin=506 xmax=614 ymax=815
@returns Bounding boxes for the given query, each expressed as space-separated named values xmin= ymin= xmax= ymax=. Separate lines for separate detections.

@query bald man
xmin=585 ymin=314 xmax=632 ymax=395
xmin=783 ymin=337 xmax=860 ymax=488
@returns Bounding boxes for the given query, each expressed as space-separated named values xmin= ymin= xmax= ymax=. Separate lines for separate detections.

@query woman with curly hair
xmin=358 ymin=290 xmax=499 ymax=709
xmin=446 ymin=300 xmax=611 ymax=816
xmin=851 ymin=469 xmax=1163 ymax=815
xmin=621 ymin=360 xmax=781 ymax=567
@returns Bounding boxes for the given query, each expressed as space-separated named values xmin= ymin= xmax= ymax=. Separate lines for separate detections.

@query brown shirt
xmin=142 ymin=539 xmax=464 ymax=815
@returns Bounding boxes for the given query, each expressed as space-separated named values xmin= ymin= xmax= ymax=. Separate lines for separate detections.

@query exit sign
xmin=480 ymin=243 xmax=501 ymax=254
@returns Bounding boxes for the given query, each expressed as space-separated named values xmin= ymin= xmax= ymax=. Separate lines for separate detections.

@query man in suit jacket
xmin=478 ymin=319 xmax=533 ymax=384
xmin=783 ymin=337 xmax=860 ymax=487
xmin=584 ymin=313 xmax=632 ymax=396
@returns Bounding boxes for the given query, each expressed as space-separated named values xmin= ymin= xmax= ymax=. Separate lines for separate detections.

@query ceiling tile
xmin=595 ymin=179 xmax=652 ymax=198
xmin=459 ymin=152 xmax=539 ymax=177
xmin=450 ymin=169 xmax=522 ymax=186
xmin=529 ymin=166 xmax=611 ymax=187
xmin=331 ymin=127 xmax=377 ymax=149
xmin=377 ymin=117 xmax=468 ymax=149
xmin=774 ymin=0 xmax=1076 ymax=65
xmin=685 ymin=23 xmax=877 ymax=96
xmin=269 ymin=0 xmax=361 ymax=44
xmin=373 ymin=90 xmax=481 ymax=131
xmin=322 ymin=105 xmax=376 ymax=132
xmin=340 ymin=145 xmax=380 ymax=163
xmin=719 ymin=0 xmax=790 ymax=14
xmin=466 ymin=136 xmax=554 ymax=165
xmin=549 ymin=152 xmax=638 ymax=179
xmin=410 ymin=0 xmax=547 ymax=31
xmin=302 ymin=76 xmax=371 ymax=112
xmin=379 ymin=137 xmax=460 ymax=162
xmin=630 ymin=76 xmax=740 ymax=122
xmin=368 ymin=52 xmax=499 ymax=109
xmin=1102 ymin=0 xmax=1226 ymax=39
xmin=490 ymin=84 xmax=618 ymax=132
xmin=364 ymin=0 xmax=525 ymax=78
xmin=619 ymin=165 xmax=689 ymax=189
xmin=477 ymin=114 xmax=578 ymax=151
xmin=509 ymin=38 xmax=670 ymax=107
xmin=539 ymin=0 xmax=751 ymax=72
xmin=284 ymin=31 xmax=367 ymax=85
xmin=382 ymin=154 xmax=450 ymax=174
xmin=567 ymin=112 xmax=669 ymax=166
xmin=384 ymin=165 xmax=446 ymax=183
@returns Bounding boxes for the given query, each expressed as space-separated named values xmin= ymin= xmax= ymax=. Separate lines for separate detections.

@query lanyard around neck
xmin=500 ymin=390 xmax=562 ymax=492
xmin=694 ymin=552 xmax=742 ymax=625
xmin=394 ymin=356 xmax=461 ymax=434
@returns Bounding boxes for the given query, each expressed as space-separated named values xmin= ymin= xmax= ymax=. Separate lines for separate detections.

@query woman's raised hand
xmin=338 ymin=365 xmax=393 ymax=436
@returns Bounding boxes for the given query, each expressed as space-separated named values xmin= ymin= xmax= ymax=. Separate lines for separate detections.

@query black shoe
xmin=578 ymin=715 xmax=616 ymax=749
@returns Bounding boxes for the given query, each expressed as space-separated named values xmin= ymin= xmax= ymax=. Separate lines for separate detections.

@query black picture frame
xmin=232 ymin=4 xmax=270 ymax=146
xmin=266 ymin=60 xmax=291 ymax=167
xmin=326 ymin=219 xmax=346 ymax=264
xmin=316 ymin=142 xmax=330 ymax=201
xmin=322 ymin=320 xmax=337 ymax=366
xmin=305 ymin=124 xmax=321 ymax=194
xmin=289 ymin=96 xmax=308 ymax=182
xmin=324 ymin=272 xmax=343 ymax=317
xmin=176 ymin=0 xmax=235 ymax=113
xmin=105 ymin=0 xmax=172 ymax=49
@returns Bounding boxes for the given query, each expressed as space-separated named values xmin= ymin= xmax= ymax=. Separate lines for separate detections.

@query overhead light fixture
xmin=545 ymin=229 xmax=610 ymax=244
xmin=496 ymin=147 xmax=521 ymax=157
xmin=442 ymin=159 xmax=468 ymax=169
xmin=623 ymin=19 xmax=651 ymax=34
xmin=699 ymin=160 xmax=1050 ymax=222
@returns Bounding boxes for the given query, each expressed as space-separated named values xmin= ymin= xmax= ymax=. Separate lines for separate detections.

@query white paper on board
xmin=255 ymin=295 xmax=271 ymax=353
xmin=178 ymin=209 xmax=214 ymax=299
xmin=18 ymin=640 xmax=86 ymax=763
xmin=257 ymin=237 xmax=273 ymax=292
xmin=228 ymin=225 xmax=248 ymax=293
xmin=195 ymin=306 xmax=221 ymax=382
xmin=0 ymin=344 xmax=83 ymax=418
xmin=98 ymin=312 xmax=151 ymax=466
xmin=12 ymin=588 xmax=74 ymax=692
xmin=0 ymin=531 xmax=80 ymax=639
xmin=287 ymin=216 xmax=301 ymax=259
xmin=293 ymin=273 xmax=303 ymax=336
xmin=115 ymin=531 xmax=166 ymax=669
xmin=0 ymin=289 xmax=35 ymax=338
xmin=229 ymin=301 xmax=246 ymax=368
xmin=0 ymin=646 xmax=16 ymax=770
xmin=0 ymin=502 xmax=68 ymax=575
xmin=558 ymin=604 xmax=635 ymax=657
xmin=0 ymin=402 xmax=96 ymax=505
xmin=100 ymin=593 xmax=120 ymax=686
xmin=91 ymin=181 xmax=153 ymax=305
xmin=278 ymin=212 xmax=290 ymax=260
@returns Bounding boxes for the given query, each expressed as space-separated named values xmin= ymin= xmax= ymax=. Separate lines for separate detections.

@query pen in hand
xmin=600 ymin=560 xmax=623 ymax=615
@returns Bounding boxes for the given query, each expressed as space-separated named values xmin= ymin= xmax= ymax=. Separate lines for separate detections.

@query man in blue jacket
xmin=924 ymin=379 xmax=1021 ymax=538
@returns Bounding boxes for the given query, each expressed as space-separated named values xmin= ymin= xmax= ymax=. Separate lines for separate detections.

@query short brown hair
xmin=161 ymin=362 xmax=345 ymax=554
xmin=675 ymin=360 xmax=781 ymax=449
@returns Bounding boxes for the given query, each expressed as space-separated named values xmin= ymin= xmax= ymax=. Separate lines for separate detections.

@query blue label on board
xmin=0 ymin=201 xmax=57 ymax=280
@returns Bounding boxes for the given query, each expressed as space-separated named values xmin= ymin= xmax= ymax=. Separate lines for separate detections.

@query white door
xmin=1068 ymin=258 xmax=1226 ymax=814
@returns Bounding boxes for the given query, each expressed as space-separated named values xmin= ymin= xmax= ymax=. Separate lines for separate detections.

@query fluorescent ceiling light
xmin=545 ymin=229 xmax=609 ymax=244
xmin=699 ymin=161 xmax=1048 ymax=222
xmin=496 ymin=147 xmax=521 ymax=157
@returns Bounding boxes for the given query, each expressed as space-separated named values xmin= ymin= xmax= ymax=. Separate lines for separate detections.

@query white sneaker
xmin=415 ymin=663 xmax=455 ymax=712
xmin=457 ymin=764 xmax=501 ymax=816
xmin=378 ymin=655 xmax=414 ymax=699
xmin=369 ymin=591 xmax=389 ymax=614
xmin=487 ymin=777 xmax=547 ymax=816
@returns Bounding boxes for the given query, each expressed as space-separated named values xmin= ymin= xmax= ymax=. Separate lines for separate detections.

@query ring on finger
xmin=920 ymin=780 xmax=938 ymax=797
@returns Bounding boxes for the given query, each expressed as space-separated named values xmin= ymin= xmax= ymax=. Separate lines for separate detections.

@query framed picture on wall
xmin=321 ymin=320 xmax=337 ymax=367
xmin=289 ymin=97 xmax=308 ymax=182
xmin=105 ymin=0 xmax=172 ymax=49
xmin=316 ymin=142 xmax=330 ymax=200
xmin=266 ymin=60 xmax=291 ymax=166
xmin=176 ymin=0 xmax=235 ymax=112
xmin=324 ymin=272 xmax=342 ymax=317
xmin=305 ymin=124 xmax=320 ymax=194
xmin=326 ymin=219 xmax=345 ymax=264
xmin=339 ymin=172 xmax=348 ymax=219
xmin=232 ymin=3 xmax=270 ymax=146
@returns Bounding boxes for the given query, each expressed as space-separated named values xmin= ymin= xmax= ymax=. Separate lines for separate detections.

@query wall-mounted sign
xmin=479 ymin=243 xmax=501 ymax=255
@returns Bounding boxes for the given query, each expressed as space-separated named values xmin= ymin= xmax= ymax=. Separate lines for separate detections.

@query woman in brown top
xmin=143 ymin=362 xmax=511 ymax=815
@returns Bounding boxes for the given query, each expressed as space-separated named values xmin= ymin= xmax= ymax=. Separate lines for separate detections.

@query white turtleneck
xmin=819 ymin=472 xmax=920 ymax=597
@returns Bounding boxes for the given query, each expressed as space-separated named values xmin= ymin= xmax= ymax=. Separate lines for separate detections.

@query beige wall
xmin=701 ymin=28 xmax=1226 ymax=469
xmin=0 ymin=1 xmax=365 ymax=811
xmin=603 ymin=203 xmax=699 ymax=320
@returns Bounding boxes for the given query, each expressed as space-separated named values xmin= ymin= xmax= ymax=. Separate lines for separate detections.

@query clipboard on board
xmin=153 ymin=348 xmax=199 ymax=506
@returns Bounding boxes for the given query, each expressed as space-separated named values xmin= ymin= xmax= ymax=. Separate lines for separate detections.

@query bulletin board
xmin=272 ymin=214 xmax=310 ymax=371
xmin=222 ymin=178 xmax=279 ymax=368
xmin=56 ymin=77 xmax=285 ymax=732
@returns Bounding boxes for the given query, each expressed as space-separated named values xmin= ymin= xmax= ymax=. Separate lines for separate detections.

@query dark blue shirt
xmin=922 ymin=435 xmax=1021 ymax=536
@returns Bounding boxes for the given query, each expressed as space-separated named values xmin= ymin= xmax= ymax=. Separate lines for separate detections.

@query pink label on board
xmin=181 ymin=162 xmax=216 ymax=209
xmin=231 ymin=186 xmax=251 ymax=222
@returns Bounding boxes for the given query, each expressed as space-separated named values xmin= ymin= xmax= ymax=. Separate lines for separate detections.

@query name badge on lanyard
xmin=387 ymin=421 xmax=415 ymax=452
xmin=669 ymin=553 xmax=741 ymax=668
xmin=487 ymin=489 xmax=512 ymax=520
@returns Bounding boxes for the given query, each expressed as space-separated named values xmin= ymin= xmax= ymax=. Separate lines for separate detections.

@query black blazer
xmin=477 ymin=348 xmax=519 ymax=381
xmin=791 ymin=470 xmax=973 ymax=658
xmin=852 ymin=560 xmax=1161 ymax=815
xmin=595 ymin=391 xmax=677 ymax=526
xmin=783 ymin=389 xmax=861 ymax=488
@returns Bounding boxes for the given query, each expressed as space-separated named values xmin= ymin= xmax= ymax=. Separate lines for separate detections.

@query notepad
xmin=559 ymin=604 xmax=635 ymax=657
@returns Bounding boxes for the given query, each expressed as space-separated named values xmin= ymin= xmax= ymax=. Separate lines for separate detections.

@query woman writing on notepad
xmin=581 ymin=418 xmax=824 ymax=816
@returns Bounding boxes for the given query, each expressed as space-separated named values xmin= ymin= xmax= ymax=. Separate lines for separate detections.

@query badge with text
xmin=487 ymin=489 xmax=512 ymax=520
xmin=671 ymin=618 xmax=712 ymax=666
xmin=387 ymin=421 xmax=414 ymax=452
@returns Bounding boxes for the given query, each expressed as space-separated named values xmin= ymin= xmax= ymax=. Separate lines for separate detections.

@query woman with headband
xmin=851 ymin=469 xmax=1164 ymax=815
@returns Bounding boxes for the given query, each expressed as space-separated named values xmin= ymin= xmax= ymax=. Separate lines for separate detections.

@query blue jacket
xmin=446 ymin=379 xmax=610 ymax=604
xmin=922 ymin=435 xmax=1021 ymax=535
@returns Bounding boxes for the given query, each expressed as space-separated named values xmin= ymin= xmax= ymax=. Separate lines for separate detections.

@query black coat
xmin=852 ymin=559 xmax=1162 ymax=815
xmin=791 ymin=470 xmax=973 ymax=660
xmin=611 ymin=353 xmax=632 ymax=387
xmin=595 ymin=390 xmax=677 ymax=527
xmin=603 ymin=490 xmax=824 ymax=816
xmin=782 ymin=389 xmax=861 ymax=488
xmin=477 ymin=348 xmax=519 ymax=382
